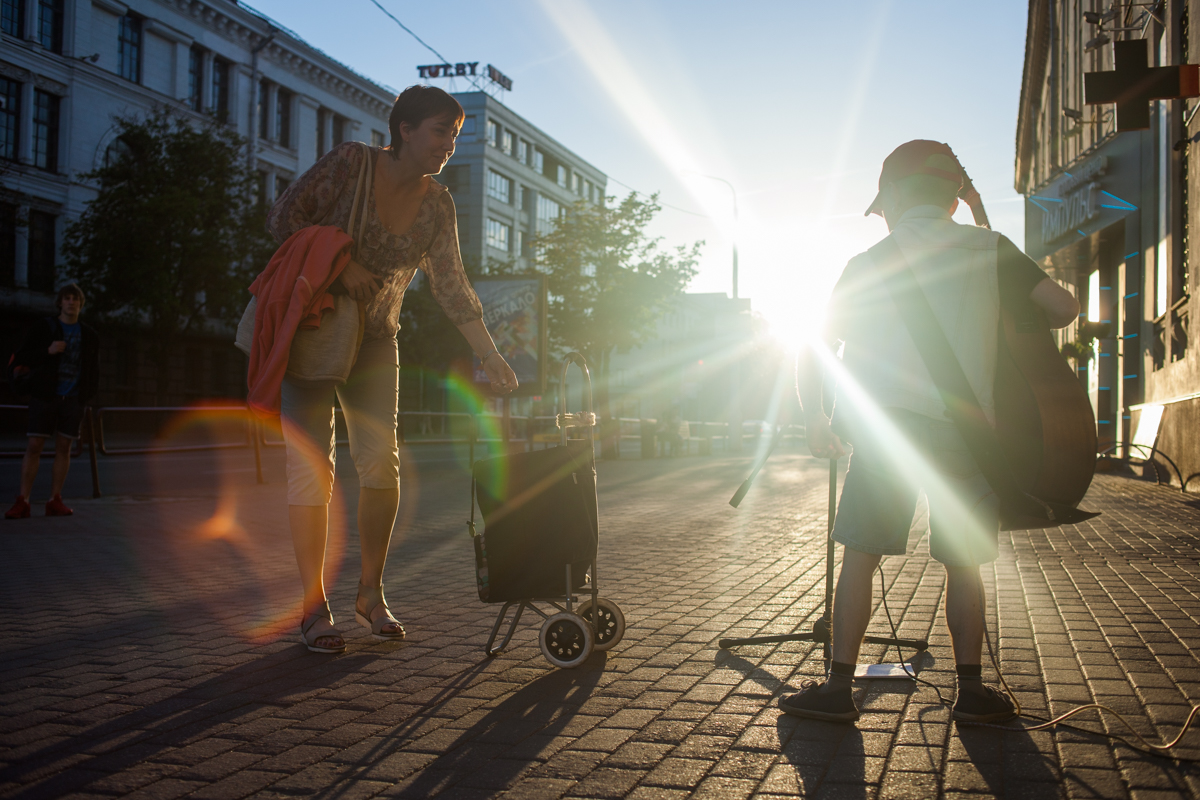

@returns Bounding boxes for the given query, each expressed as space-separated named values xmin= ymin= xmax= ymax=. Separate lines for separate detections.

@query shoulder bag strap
xmin=345 ymin=142 xmax=372 ymax=257
xmin=869 ymin=236 xmax=1034 ymax=514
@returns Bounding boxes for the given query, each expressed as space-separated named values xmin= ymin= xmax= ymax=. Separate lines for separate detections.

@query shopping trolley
xmin=468 ymin=352 xmax=626 ymax=668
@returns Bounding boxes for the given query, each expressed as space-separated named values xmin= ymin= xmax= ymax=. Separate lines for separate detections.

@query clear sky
xmin=244 ymin=0 xmax=1031 ymax=345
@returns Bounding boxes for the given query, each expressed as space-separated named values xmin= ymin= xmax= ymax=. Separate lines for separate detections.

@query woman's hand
xmin=482 ymin=352 xmax=518 ymax=395
xmin=806 ymin=416 xmax=844 ymax=460
xmin=338 ymin=259 xmax=381 ymax=304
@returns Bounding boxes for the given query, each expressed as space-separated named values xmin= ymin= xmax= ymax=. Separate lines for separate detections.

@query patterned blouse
xmin=267 ymin=141 xmax=483 ymax=339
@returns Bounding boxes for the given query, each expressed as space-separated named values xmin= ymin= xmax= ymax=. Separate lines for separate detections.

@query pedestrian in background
xmin=6 ymin=284 xmax=100 ymax=519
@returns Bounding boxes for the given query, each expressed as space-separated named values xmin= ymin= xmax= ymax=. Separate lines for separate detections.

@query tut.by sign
xmin=1036 ymin=156 xmax=1110 ymax=246
xmin=416 ymin=62 xmax=513 ymax=91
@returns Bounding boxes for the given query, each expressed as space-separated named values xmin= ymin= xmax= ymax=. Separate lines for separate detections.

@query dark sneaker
xmin=5 ymin=495 xmax=31 ymax=519
xmin=45 ymin=495 xmax=73 ymax=517
xmin=953 ymin=684 xmax=1017 ymax=723
xmin=778 ymin=679 xmax=859 ymax=722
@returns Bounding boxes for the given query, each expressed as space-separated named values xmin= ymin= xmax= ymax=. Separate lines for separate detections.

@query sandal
xmin=355 ymin=583 xmax=406 ymax=641
xmin=300 ymin=600 xmax=346 ymax=654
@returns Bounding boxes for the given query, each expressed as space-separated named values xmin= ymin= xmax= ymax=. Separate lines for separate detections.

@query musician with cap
xmin=787 ymin=140 xmax=1080 ymax=724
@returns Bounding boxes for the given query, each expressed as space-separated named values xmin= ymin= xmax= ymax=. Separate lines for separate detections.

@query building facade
xmin=1 ymin=0 xmax=394 ymax=404
xmin=440 ymin=91 xmax=606 ymax=273
xmin=1016 ymin=0 xmax=1200 ymax=487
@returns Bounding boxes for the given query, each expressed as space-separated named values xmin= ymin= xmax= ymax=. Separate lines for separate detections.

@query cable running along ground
xmin=873 ymin=563 xmax=1200 ymax=761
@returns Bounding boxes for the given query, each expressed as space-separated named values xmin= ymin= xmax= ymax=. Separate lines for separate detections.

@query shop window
xmin=38 ymin=0 xmax=62 ymax=53
xmin=187 ymin=46 xmax=204 ymax=111
xmin=118 ymin=14 xmax=142 ymax=83
xmin=27 ymin=210 xmax=56 ymax=293
xmin=258 ymin=79 xmax=270 ymax=140
xmin=276 ymin=88 xmax=292 ymax=147
xmin=211 ymin=58 xmax=230 ymax=123
xmin=1 ymin=0 xmax=23 ymax=37
xmin=0 ymin=77 xmax=19 ymax=162
xmin=486 ymin=169 xmax=511 ymax=204
xmin=0 ymin=201 xmax=15 ymax=288
xmin=486 ymin=218 xmax=510 ymax=252
xmin=32 ymin=90 xmax=59 ymax=172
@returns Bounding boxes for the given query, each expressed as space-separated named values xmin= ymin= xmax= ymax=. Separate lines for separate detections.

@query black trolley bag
xmin=468 ymin=352 xmax=625 ymax=668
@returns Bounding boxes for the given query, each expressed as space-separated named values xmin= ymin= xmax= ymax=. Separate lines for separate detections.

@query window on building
xmin=501 ymin=129 xmax=513 ymax=156
xmin=0 ymin=78 xmax=19 ymax=162
xmin=1 ymin=0 xmax=24 ymax=38
xmin=187 ymin=46 xmax=204 ymax=111
xmin=461 ymin=115 xmax=476 ymax=137
xmin=37 ymin=0 xmax=62 ymax=53
xmin=486 ymin=218 xmax=510 ymax=252
xmin=487 ymin=169 xmax=511 ymax=204
xmin=517 ymin=139 xmax=528 ymax=165
xmin=275 ymin=175 xmax=290 ymax=197
xmin=276 ymin=88 xmax=292 ymax=147
xmin=27 ymin=210 xmax=56 ymax=292
xmin=485 ymin=118 xmax=497 ymax=147
xmin=258 ymin=79 xmax=270 ymax=140
xmin=211 ymin=58 xmax=230 ymax=123
xmin=556 ymin=164 xmax=568 ymax=188
xmin=32 ymin=90 xmax=59 ymax=172
xmin=104 ymin=135 xmax=132 ymax=167
xmin=536 ymin=195 xmax=560 ymax=234
xmin=0 ymin=201 xmax=15 ymax=288
xmin=572 ymin=173 xmax=582 ymax=195
xmin=371 ymin=129 xmax=385 ymax=148
xmin=532 ymin=147 xmax=543 ymax=175
xmin=333 ymin=115 xmax=346 ymax=147
xmin=118 ymin=14 xmax=142 ymax=83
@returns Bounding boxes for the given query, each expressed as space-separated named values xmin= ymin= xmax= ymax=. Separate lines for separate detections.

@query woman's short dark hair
xmin=387 ymin=85 xmax=465 ymax=158
xmin=55 ymin=283 xmax=85 ymax=311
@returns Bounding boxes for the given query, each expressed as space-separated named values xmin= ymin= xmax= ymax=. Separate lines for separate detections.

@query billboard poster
xmin=472 ymin=277 xmax=546 ymax=395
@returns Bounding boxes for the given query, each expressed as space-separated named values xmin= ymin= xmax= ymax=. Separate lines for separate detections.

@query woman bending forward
xmin=267 ymin=85 xmax=517 ymax=653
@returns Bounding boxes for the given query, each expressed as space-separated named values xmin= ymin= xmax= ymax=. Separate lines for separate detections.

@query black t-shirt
xmin=997 ymin=234 xmax=1051 ymax=312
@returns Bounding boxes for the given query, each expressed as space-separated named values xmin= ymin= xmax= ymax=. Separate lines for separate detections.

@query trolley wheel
xmin=577 ymin=598 xmax=625 ymax=651
xmin=539 ymin=612 xmax=594 ymax=669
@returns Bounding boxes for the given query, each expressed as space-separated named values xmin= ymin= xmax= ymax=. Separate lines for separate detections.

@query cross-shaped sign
xmin=1084 ymin=39 xmax=1200 ymax=130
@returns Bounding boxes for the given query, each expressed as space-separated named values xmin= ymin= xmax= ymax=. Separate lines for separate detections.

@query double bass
xmin=961 ymin=182 xmax=1098 ymax=512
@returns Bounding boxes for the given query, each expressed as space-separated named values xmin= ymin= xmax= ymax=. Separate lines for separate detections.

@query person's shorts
xmin=832 ymin=409 xmax=1000 ymax=567
xmin=27 ymin=394 xmax=84 ymax=440
xmin=279 ymin=335 xmax=400 ymax=506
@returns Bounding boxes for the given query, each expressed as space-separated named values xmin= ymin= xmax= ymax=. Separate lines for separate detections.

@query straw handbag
xmin=235 ymin=142 xmax=372 ymax=382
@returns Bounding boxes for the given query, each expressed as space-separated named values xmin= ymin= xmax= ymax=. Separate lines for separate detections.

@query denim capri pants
xmin=279 ymin=334 xmax=400 ymax=506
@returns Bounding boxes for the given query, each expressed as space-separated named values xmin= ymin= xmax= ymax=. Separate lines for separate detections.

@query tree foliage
xmin=63 ymin=107 xmax=275 ymax=398
xmin=522 ymin=192 xmax=701 ymax=374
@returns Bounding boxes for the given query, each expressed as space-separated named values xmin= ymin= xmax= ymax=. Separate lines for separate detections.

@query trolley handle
xmin=558 ymin=352 xmax=595 ymax=447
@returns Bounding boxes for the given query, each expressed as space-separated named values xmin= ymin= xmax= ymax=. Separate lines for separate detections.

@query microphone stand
xmin=720 ymin=453 xmax=928 ymax=678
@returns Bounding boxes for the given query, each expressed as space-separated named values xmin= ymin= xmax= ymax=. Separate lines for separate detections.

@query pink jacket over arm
xmin=246 ymin=226 xmax=354 ymax=417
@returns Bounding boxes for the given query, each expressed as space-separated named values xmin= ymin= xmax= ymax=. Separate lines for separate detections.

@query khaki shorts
xmin=832 ymin=409 xmax=1000 ymax=567
xmin=279 ymin=335 xmax=400 ymax=506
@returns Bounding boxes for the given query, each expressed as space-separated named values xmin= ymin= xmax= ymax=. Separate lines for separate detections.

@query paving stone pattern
xmin=2 ymin=449 xmax=1200 ymax=799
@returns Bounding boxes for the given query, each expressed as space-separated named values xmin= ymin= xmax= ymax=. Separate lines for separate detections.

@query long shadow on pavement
xmin=0 ymin=643 xmax=432 ymax=800
xmin=311 ymin=652 xmax=607 ymax=799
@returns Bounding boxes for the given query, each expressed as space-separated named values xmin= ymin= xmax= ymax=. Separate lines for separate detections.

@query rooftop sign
xmin=416 ymin=62 xmax=513 ymax=91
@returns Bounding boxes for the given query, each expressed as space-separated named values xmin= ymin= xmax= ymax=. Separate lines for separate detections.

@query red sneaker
xmin=45 ymin=495 xmax=73 ymax=517
xmin=5 ymin=495 xmax=31 ymax=519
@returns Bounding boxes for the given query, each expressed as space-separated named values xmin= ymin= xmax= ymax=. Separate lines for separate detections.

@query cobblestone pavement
xmin=2 ymin=446 xmax=1200 ymax=799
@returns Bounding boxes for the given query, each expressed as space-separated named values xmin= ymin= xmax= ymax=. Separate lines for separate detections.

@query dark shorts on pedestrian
xmin=28 ymin=394 xmax=85 ymax=440
xmin=832 ymin=409 xmax=1000 ymax=567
